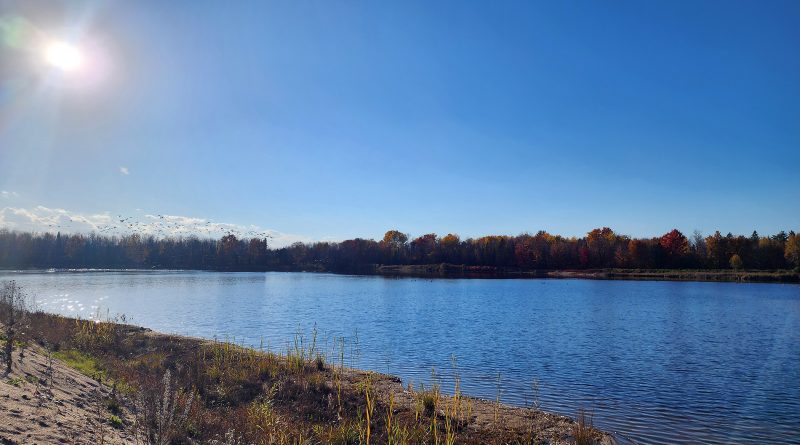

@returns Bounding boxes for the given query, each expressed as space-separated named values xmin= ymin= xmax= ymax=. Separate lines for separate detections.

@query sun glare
xmin=44 ymin=41 xmax=84 ymax=72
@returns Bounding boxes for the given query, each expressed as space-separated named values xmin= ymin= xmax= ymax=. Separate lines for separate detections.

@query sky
xmin=1 ymin=0 xmax=798 ymax=246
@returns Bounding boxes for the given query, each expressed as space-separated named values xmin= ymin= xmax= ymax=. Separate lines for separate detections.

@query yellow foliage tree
xmin=729 ymin=254 xmax=743 ymax=270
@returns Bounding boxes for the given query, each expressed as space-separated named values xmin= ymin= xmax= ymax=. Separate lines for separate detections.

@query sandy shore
xmin=0 ymin=344 xmax=135 ymax=444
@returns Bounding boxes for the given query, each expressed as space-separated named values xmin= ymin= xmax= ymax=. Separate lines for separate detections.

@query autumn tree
xmin=439 ymin=233 xmax=461 ymax=263
xmin=514 ymin=232 xmax=553 ymax=269
xmin=380 ymin=230 xmax=408 ymax=264
xmin=660 ymin=229 xmax=688 ymax=256
xmin=660 ymin=229 xmax=689 ymax=267
xmin=729 ymin=254 xmax=743 ymax=270
xmin=586 ymin=227 xmax=617 ymax=267
xmin=471 ymin=235 xmax=515 ymax=266
xmin=786 ymin=232 xmax=800 ymax=270
xmin=755 ymin=236 xmax=785 ymax=269
xmin=410 ymin=234 xmax=438 ymax=263
xmin=547 ymin=237 xmax=574 ymax=269
xmin=627 ymin=239 xmax=650 ymax=268
xmin=514 ymin=235 xmax=535 ymax=268
xmin=705 ymin=231 xmax=726 ymax=268
xmin=381 ymin=230 xmax=408 ymax=248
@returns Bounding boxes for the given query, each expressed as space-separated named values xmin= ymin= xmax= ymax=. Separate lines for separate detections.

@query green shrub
xmin=108 ymin=414 xmax=124 ymax=429
xmin=5 ymin=376 xmax=25 ymax=387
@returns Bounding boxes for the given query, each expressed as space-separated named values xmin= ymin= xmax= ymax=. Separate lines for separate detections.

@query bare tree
xmin=691 ymin=230 xmax=707 ymax=260
xmin=1 ymin=280 xmax=29 ymax=375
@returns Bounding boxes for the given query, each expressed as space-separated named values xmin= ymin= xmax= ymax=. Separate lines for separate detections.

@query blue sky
xmin=1 ymin=0 xmax=798 ymax=244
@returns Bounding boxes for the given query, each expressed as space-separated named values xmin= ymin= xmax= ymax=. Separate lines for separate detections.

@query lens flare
xmin=44 ymin=41 xmax=83 ymax=72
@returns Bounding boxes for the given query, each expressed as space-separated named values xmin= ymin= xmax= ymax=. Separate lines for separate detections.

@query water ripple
xmin=3 ymin=270 xmax=799 ymax=445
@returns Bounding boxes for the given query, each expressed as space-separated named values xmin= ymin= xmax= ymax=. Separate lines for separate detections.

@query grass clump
xmin=106 ymin=396 xmax=122 ymax=415
xmin=6 ymin=376 xmax=25 ymax=387
xmin=573 ymin=408 xmax=595 ymax=445
xmin=108 ymin=414 xmax=124 ymax=429
xmin=53 ymin=349 xmax=106 ymax=381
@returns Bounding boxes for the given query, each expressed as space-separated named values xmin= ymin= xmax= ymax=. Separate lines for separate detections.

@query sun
xmin=44 ymin=41 xmax=84 ymax=72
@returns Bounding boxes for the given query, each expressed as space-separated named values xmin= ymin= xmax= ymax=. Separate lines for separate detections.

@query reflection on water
xmin=2 ymin=270 xmax=799 ymax=444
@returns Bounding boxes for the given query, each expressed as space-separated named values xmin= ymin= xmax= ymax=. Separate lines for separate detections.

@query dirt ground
xmin=0 ymin=345 xmax=135 ymax=445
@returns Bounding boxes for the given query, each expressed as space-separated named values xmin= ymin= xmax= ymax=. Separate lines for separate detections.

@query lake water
xmin=2 ymin=270 xmax=799 ymax=444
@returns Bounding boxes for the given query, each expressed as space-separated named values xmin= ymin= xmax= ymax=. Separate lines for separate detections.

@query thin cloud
xmin=0 ymin=190 xmax=19 ymax=199
xmin=0 ymin=206 xmax=309 ymax=248
xmin=119 ymin=167 xmax=130 ymax=175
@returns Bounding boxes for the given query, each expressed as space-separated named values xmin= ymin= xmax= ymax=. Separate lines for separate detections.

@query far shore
xmin=370 ymin=264 xmax=800 ymax=283
xmin=3 ymin=264 xmax=798 ymax=284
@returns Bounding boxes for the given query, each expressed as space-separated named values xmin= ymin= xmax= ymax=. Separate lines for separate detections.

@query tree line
xmin=0 ymin=228 xmax=799 ymax=272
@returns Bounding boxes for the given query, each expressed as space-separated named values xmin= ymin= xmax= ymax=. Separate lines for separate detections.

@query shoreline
xmin=5 ymin=313 xmax=616 ymax=445
xmin=372 ymin=264 xmax=800 ymax=283
xmin=2 ymin=265 xmax=798 ymax=284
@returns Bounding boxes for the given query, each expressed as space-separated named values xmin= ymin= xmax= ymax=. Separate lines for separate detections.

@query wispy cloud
xmin=0 ymin=206 xmax=309 ymax=247
xmin=1 ymin=190 xmax=19 ymax=199
xmin=119 ymin=167 xmax=130 ymax=175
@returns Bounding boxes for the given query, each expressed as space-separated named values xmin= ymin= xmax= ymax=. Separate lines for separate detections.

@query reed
xmin=573 ymin=408 xmax=594 ymax=445
xmin=358 ymin=372 xmax=376 ymax=445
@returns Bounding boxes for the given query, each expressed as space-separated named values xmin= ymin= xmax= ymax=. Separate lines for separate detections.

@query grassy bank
xmin=4 ymin=311 xmax=611 ymax=445
xmin=374 ymin=264 xmax=800 ymax=283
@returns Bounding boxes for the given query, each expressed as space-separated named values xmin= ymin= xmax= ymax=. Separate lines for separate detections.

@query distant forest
xmin=1 ymin=228 xmax=799 ymax=273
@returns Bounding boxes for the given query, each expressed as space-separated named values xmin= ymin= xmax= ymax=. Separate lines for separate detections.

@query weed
xmin=573 ymin=408 xmax=594 ymax=445
xmin=315 ymin=354 xmax=325 ymax=371
xmin=530 ymin=378 xmax=541 ymax=411
xmin=108 ymin=414 xmax=124 ymax=429
xmin=358 ymin=373 xmax=376 ymax=445
xmin=247 ymin=398 xmax=287 ymax=444
xmin=422 ymin=390 xmax=437 ymax=416
xmin=325 ymin=420 xmax=360 ymax=445
xmin=6 ymin=376 xmax=24 ymax=387
xmin=134 ymin=369 xmax=195 ymax=445
xmin=107 ymin=396 xmax=122 ymax=415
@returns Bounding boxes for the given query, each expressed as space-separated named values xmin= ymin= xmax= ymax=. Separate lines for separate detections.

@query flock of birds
xmin=45 ymin=213 xmax=272 ymax=240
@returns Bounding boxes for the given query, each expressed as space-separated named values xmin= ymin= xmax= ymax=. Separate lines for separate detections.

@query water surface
xmin=3 ymin=270 xmax=799 ymax=444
